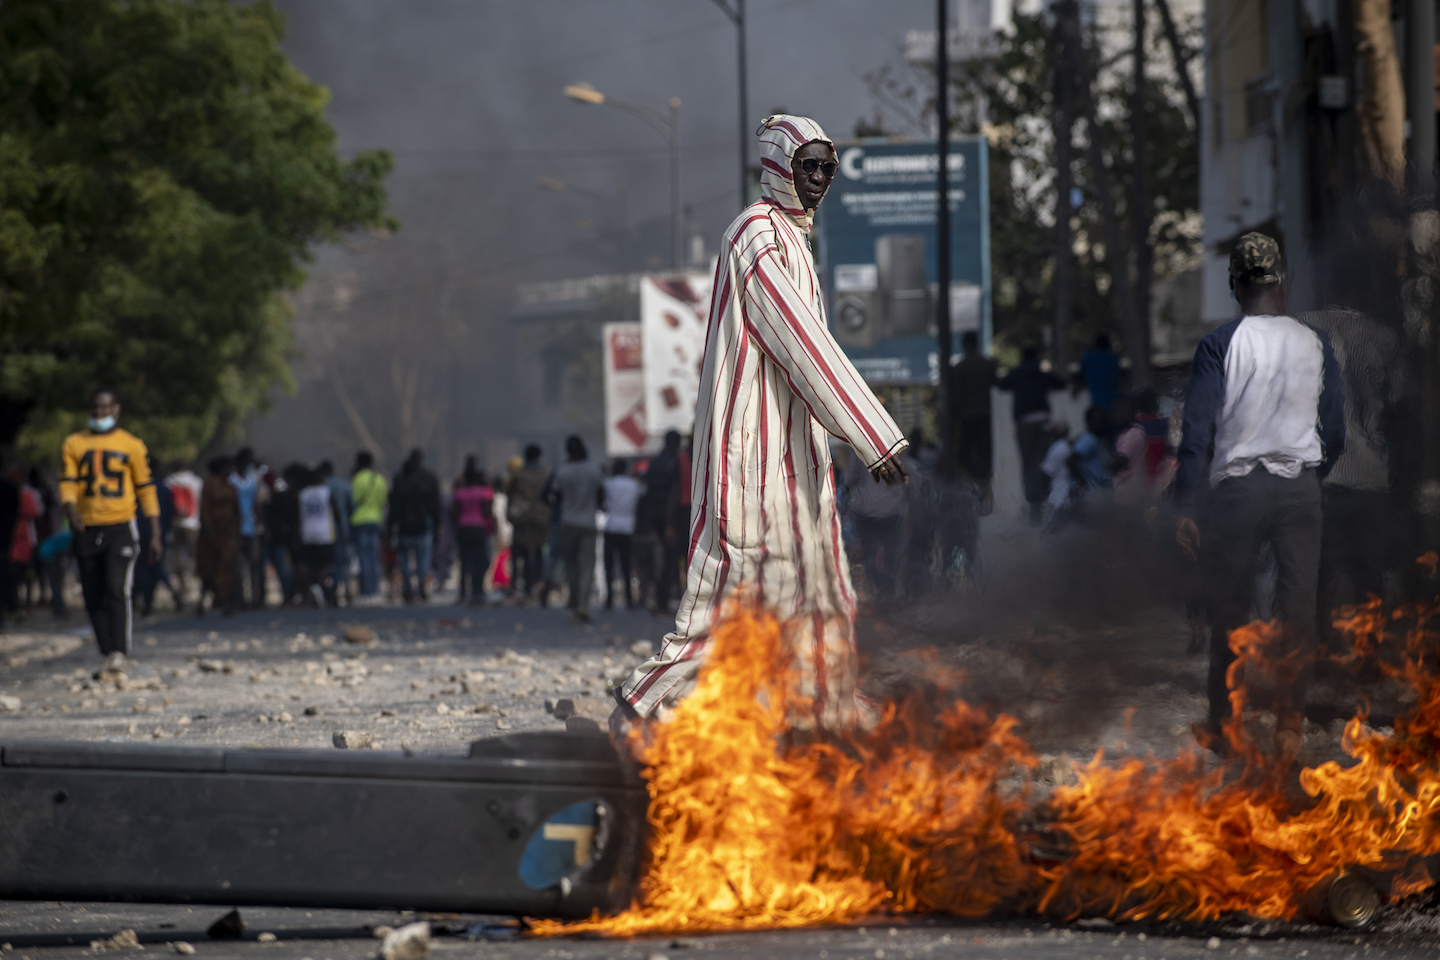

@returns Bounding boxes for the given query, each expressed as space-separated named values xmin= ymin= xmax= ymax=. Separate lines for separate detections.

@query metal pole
xmin=936 ymin=0 xmax=953 ymax=470
xmin=1408 ymin=0 xmax=1436 ymax=195
xmin=670 ymin=99 xmax=682 ymax=270
xmin=737 ymin=0 xmax=749 ymax=207
xmin=1131 ymin=0 xmax=1151 ymax=385
xmin=1052 ymin=2 xmax=1074 ymax=373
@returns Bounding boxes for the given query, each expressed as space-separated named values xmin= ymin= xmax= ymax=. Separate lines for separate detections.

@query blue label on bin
xmin=519 ymin=800 xmax=600 ymax=890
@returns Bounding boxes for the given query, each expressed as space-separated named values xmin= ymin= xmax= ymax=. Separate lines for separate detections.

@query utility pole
xmin=1051 ymin=1 xmax=1076 ymax=373
xmin=711 ymin=0 xmax=750 ymax=209
xmin=1131 ymin=0 xmax=1152 ymax=385
xmin=936 ymin=0 xmax=954 ymax=471
xmin=1407 ymin=0 xmax=1436 ymax=196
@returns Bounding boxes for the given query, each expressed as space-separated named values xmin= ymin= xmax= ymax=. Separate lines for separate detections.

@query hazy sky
xmin=247 ymin=1 xmax=946 ymax=470
xmin=279 ymin=0 xmax=940 ymax=272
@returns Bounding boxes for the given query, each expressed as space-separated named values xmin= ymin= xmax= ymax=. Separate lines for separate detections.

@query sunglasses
xmin=795 ymin=158 xmax=839 ymax=179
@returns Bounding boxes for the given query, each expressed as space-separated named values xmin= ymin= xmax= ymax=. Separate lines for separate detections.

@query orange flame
xmin=533 ymin=606 xmax=1034 ymax=935
xmin=538 ymin=591 xmax=1440 ymax=936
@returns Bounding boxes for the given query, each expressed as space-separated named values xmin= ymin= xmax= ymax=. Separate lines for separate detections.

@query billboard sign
xmin=816 ymin=136 xmax=990 ymax=385
xmin=601 ymin=322 xmax=656 ymax=457
xmin=640 ymin=275 xmax=711 ymax=436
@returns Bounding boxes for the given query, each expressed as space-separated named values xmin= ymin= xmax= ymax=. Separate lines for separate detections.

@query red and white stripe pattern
xmin=619 ymin=115 xmax=907 ymax=729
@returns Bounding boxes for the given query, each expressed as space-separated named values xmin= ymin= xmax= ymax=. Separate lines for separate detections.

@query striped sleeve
xmin=741 ymin=247 xmax=907 ymax=466
xmin=58 ymin=435 xmax=81 ymax=505
xmin=130 ymin=436 xmax=160 ymax=518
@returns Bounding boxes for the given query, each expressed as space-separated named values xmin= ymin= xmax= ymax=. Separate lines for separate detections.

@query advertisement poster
xmin=640 ymin=274 xmax=712 ymax=436
xmin=601 ymin=322 xmax=656 ymax=457
xmin=816 ymin=136 xmax=990 ymax=385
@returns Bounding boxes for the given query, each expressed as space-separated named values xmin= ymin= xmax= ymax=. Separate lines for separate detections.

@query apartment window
xmin=1245 ymin=74 xmax=1275 ymax=134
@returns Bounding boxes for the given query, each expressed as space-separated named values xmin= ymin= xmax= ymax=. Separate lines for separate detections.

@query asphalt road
xmin=2 ymin=589 xmax=1438 ymax=958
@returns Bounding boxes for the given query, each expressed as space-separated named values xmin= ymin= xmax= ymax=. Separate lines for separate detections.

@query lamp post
xmin=709 ymin=0 xmax=749 ymax=209
xmin=564 ymin=83 xmax=682 ymax=270
xmin=536 ymin=175 xmax=630 ymax=272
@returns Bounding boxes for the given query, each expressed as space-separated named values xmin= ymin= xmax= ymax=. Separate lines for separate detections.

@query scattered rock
xmin=473 ymin=703 xmax=495 ymax=714
xmin=1074 ymin=917 xmax=1113 ymax=930
xmin=670 ymin=939 xmax=703 ymax=950
xmin=0 ymin=695 xmax=20 ymax=713
xmin=435 ymin=704 xmax=449 ymax=715
xmin=494 ymin=719 xmax=511 ymax=730
xmin=549 ymin=698 xmax=576 ymax=720
xmin=304 ymin=706 xmax=318 ymax=716
xmin=378 ymin=921 xmax=430 ymax=960
xmin=344 ymin=625 xmax=376 ymax=646
xmin=105 ymin=929 xmax=140 ymax=950
xmin=629 ymin=639 xmax=654 ymax=657
xmin=278 ymin=712 xmax=293 ymax=723
xmin=371 ymin=926 xmax=394 ymax=940
xmin=207 ymin=909 xmax=244 ymax=940
xmin=1035 ymin=754 xmax=1079 ymax=788
xmin=1206 ymin=936 xmax=1221 ymax=950
xmin=195 ymin=659 xmax=231 ymax=674
xmin=172 ymin=943 xmax=195 ymax=955
xmin=333 ymin=730 xmax=374 ymax=749
xmin=256 ymin=932 xmax=277 ymax=943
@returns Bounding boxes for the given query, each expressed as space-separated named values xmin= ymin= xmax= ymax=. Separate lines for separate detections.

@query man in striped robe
xmin=617 ymin=115 xmax=909 ymax=731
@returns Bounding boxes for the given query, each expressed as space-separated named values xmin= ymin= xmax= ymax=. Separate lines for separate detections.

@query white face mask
xmin=88 ymin=415 xmax=116 ymax=432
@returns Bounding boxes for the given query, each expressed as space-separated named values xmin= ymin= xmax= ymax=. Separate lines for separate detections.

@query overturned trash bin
xmin=0 ymin=730 xmax=646 ymax=918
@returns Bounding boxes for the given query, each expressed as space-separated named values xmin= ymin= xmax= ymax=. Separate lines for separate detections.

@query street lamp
xmin=535 ymin=175 xmax=630 ymax=272
xmin=564 ymin=82 xmax=682 ymax=270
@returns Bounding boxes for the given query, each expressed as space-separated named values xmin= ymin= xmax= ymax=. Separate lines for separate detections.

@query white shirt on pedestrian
xmin=299 ymin=485 xmax=335 ymax=545
xmin=602 ymin=475 xmax=642 ymax=535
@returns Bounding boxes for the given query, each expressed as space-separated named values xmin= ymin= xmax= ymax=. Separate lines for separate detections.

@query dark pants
xmin=265 ymin=541 xmax=293 ymax=604
xmin=456 ymin=527 xmax=491 ymax=601
xmin=557 ymin=524 xmax=597 ymax=612
xmin=852 ymin=514 xmax=904 ymax=598
xmin=956 ymin=414 xmax=993 ymax=484
xmin=1203 ymin=468 xmax=1322 ymax=729
xmin=133 ymin=551 xmax=179 ymax=614
xmin=1016 ymin=419 xmax=1051 ymax=507
xmin=396 ymin=533 xmax=430 ymax=602
xmin=238 ymin=534 xmax=265 ymax=607
xmin=295 ymin=543 xmax=336 ymax=607
xmin=655 ymin=505 xmax=687 ymax=610
xmin=1318 ymin=486 xmax=1390 ymax=613
xmin=74 ymin=522 xmax=139 ymax=656
xmin=511 ymin=538 xmax=544 ymax=599
xmin=42 ymin=556 xmax=67 ymax=616
xmin=604 ymin=532 xmax=634 ymax=608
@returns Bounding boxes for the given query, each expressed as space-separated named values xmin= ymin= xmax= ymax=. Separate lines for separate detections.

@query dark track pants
xmin=1203 ymin=468 xmax=1322 ymax=730
xmin=75 ymin=522 xmax=139 ymax=657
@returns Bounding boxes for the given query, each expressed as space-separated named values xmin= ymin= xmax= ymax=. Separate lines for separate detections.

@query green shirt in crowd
xmin=351 ymin=468 xmax=388 ymax=526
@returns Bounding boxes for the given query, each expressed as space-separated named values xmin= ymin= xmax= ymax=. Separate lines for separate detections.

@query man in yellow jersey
xmin=59 ymin=388 xmax=162 ymax=663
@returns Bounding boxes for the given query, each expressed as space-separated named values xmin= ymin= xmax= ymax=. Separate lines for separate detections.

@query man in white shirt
xmin=602 ymin=459 xmax=642 ymax=610
xmin=1174 ymin=232 xmax=1345 ymax=759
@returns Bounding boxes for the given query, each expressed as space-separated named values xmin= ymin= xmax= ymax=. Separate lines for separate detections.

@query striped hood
xmin=756 ymin=114 xmax=833 ymax=232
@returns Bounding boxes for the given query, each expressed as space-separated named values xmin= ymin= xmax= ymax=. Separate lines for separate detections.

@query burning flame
xmin=537 ymin=589 xmax=1440 ymax=937
xmin=534 ymin=606 xmax=1034 ymax=935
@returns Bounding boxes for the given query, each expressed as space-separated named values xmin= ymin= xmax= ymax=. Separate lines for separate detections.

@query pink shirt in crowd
xmin=453 ymin=485 xmax=495 ymax=533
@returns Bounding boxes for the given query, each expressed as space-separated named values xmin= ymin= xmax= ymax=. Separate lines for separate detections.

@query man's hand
xmin=870 ymin=456 xmax=908 ymax=487
xmin=64 ymin=502 xmax=85 ymax=534
xmin=1176 ymin=516 xmax=1201 ymax=561
xmin=149 ymin=528 xmax=164 ymax=564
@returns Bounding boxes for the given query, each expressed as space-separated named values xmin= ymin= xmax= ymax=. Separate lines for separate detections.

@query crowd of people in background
xmin=0 ymin=429 xmax=700 ymax=627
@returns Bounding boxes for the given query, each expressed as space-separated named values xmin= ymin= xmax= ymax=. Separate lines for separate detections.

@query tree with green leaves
xmin=866 ymin=8 xmax=1200 ymax=373
xmin=0 ymin=0 xmax=395 ymax=465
